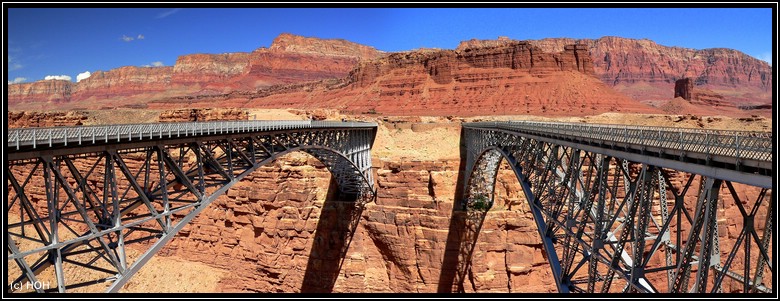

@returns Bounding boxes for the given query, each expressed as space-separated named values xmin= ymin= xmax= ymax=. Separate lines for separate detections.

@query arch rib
xmin=6 ymin=123 xmax=377 ymax=293
xmin=461 ymin=123 xmax=773 ymax=294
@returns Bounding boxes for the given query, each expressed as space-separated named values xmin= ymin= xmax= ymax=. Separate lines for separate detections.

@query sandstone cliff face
xmin=352 ymin=40 xmax=594 ymax=87
xmin=246 ymin=52 xmax=362 ymax=86
xmin=147 ymin=153 xmax=765 ymax=293
xmin=673 ymin=77 xmax=732 ymax=110
xmin=269 ymin=33 xmax=382 ymax=60
xmin=6 ymin=116 xmax=769 ymax=293
xmin=7 ymin=34 xmax=382 ymax=109
xmin=153 ymin=155 xmax=555 ymax=293
xmin=157 ymin=108 xmax=249 ymax=122
xmin=75 ymin=66 xmax=173 ymax=99
xmin=7 ymin=79 xmax=73 ymax=104
xmin=529 ymin=36 xmax=772 ymax=105
xmin=7 ymin=110 xmax=88 ymax=128
xmin=8 ymin=35 xmax=769 ymax=114
xmin=242 ymin=41 xmax=655 ymax=116
xmin=171 ymin=53 xmax=250 ymax=91
xmin=169 ymin=34 xmax=383 ymax=94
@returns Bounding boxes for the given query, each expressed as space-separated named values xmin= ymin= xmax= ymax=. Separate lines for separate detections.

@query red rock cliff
xmin=171 ymin=53 xmax=251 ymax=92
xmin=245 ymin=39 xmax=655 ymax=116
xmin=7 ymin=79 xmax=73 ymax=105
xmin=529 ymin=36 xmax=772 ymax=105
xmin=7 ymin=34 xmax=383 ymax=109
xmin=170 ymin=33 xmax=383 ymax=93
xmin=269 ymin=33 xmax=381 ymax=60
xmin=7 ymin=118 xmax=768 ymax=293
xmin=75 ymin=66 xmax=173 ymax=100
xmin=351 ymin=40 xmax=594 ymax=87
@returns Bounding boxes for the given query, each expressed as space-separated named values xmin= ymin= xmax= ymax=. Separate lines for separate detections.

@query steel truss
xmin=6 ymin=122 xmax=377 ymax=293
xmin=461 ymin=122 xmax=773 ymax=294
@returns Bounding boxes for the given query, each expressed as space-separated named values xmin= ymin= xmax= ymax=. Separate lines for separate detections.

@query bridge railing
xmin=7 ymin=120 xmax=377 ymax=150
xmin=467 ymin=121 xmax=773 ymax=163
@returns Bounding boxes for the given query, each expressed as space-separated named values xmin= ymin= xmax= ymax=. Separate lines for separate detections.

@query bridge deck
xmin=464 ymin=121 xmax=773 ymax=187
xmin=7 ymin=120 xmax=378 ymax=160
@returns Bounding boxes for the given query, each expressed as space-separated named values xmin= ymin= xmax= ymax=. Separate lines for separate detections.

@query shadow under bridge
xmin=6 ymin=120 xmax=378 ymax=293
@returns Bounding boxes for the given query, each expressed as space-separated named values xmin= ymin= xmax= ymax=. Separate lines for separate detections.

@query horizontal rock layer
xmin=8 ymin=34 xmax=383 ymax=107
xmin=528 ymin=36 xmax=772 ymax=105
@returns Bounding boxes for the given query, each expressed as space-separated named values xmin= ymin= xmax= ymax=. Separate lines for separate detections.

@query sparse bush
xmin=468 ymin=194 xmax=492 ymax=211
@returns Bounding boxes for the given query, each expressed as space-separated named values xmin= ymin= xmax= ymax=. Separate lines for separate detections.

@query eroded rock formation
xmin=7 ymin=79 xmax=73 ymax=105
xmin=75 ymin=66 xmax=173 ymax=100
xmin=529 ymin=36 xmax=772 ymax=105
xmin=7 ymin=33 xmax=383 ymax=107
xmin=6 ymin=117 xmax=770 ymax=293
xmin=157 ymin=108 xmax=249 ymax=122
xmin=9 ymin=35 xmax=769 ymax=115
xmin=7 ymin=110 xmax=88 ymax=128
xmin=240 ymin=40 xmax=656 ymax=116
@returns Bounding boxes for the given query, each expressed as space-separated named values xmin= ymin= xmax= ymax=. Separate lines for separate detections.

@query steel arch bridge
xmin=460 ymin=121 xmax=773 ymax=294
xmin=6 ymin=120 xmax=377 ymax=293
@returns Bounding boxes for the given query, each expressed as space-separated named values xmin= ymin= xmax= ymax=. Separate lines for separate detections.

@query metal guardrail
xmin=7 ymin=120 xmax=378 ymax=150
xmin=466 ymin=121 xmax=773 ymax=163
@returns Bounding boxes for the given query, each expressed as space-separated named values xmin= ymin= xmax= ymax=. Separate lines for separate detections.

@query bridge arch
xmin=6 ymin=121 xmax=378 ymax=293
xmin=462 ymin=145 xmax=567 ymax=292
xmin=457 ymin=122 xmax=773 ymax=294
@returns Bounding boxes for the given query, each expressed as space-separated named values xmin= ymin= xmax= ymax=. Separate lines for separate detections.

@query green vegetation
xmin=468 ymin=194 xmax=492 ymax=211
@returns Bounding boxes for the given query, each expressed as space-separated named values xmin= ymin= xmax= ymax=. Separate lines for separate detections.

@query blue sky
xmin=5 ymin=7 xmax=774 ymax=84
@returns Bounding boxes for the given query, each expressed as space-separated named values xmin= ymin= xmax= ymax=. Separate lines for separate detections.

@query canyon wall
xmin=7 ymin=110 xmax=88 ymax=128
xmin=6 ymin=116 xmax=769 ymax=293
xmin=157 ymin=108 xmax=249 ymax=122
xmin=241 ymin=40 xmax=658 ymax=116
xmin=155 ymin=155 xmax=556 ymax=293
xmin=75 ymin=66 xmax=174 ymax=100
xmin=529 ymin=36 xmax=772 ymax=105
xmin=8 ymin=35 xmax=769 ymax=115
xmin=7 ymin=33 xmax=383 ymax=109
xmin=7 ymin=79 xmax=73 ymax=105
xmin=6 ymin=108 xmax=250 ymax=128
xmin=148 ymin=148 xmax=768 ymax=293
xmin=673 ymin=77 xmax=732 ymax=108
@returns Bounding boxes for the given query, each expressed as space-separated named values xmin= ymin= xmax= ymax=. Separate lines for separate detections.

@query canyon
xmin=6 ymin=108 xmax=772 ymax=293
xmin=5 ymin=32 xmax=773 ymax=293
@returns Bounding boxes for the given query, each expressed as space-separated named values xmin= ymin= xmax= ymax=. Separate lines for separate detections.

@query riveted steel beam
xmin=461 ymin=121 xmax=772 ymax=294
xmin=6 ymin=121 xmax=378 ymax=293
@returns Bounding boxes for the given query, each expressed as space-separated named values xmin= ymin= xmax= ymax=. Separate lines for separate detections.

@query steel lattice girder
xmin=6 ymin=125 xmax=377 ymax=293
xmin=461 ymin=125 xmax=773 ymax=294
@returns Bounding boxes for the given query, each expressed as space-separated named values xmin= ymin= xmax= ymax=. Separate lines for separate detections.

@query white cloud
xmin=7 ymin=77 xmax=26 ymax=84
xmin=157 ymin=8 xmax=181 ymax=19
xmin=122 ymin=34 xmax=145 ymax=42
xmin=77 ymin=71 xmax=92 ymax=82
xmin=44 ymin=75 xmax=72 ymax=81
xmin=142 ymin=61 xmax=164 ymax=67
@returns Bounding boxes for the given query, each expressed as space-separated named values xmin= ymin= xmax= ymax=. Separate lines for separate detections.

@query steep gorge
xmin=6 ymin=110 xmax=771 ymax=293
